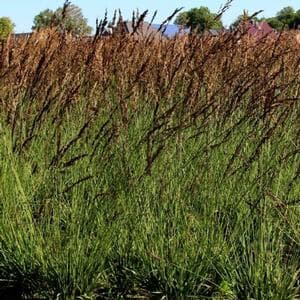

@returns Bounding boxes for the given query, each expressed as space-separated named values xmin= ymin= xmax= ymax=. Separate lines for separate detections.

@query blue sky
xmin=2 ymin=0 xmax=300 ymax=33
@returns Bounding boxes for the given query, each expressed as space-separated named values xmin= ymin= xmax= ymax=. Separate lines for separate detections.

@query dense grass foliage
xmin=0 ymin=28 xmax=299 ymax=299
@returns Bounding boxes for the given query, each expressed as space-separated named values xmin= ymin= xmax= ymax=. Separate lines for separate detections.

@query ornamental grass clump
xmin=0 ymin=10 xmax=299 ymax=299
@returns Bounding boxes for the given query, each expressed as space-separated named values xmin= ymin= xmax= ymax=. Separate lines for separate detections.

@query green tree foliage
xmin=276 ymin=6 xmax=296 ymax=28
xmin=264 ymin=17 xmax=286 ymax=31
xmin=32 ymin=4 xmax=92 ymax=35
xmin=264 ymin=6 xmax=300 ymax=30
xmin=175 ymin=7 xmax=223 ymax=33
xmin=294 ymin=10 xmax=300 ymax=28
xmin=0 ymin=17 xmax=14 ymax=40
xmin=32 ymin=9 xmax=54 ymax=31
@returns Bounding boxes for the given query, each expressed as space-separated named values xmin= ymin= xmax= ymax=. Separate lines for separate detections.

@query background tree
xmin=32 ymin=9 xmax=54 ymax=31
xmin=293 ymin=10 xmax=300 ymax=29
xmin=0 ymin=17 xmax=14 ymax=40
xmin=32 ymin=4 xmax=92 ymax=35
xmin=264 ymin=6 xmax=300 ymax=30
xmin=264 ymin=17 xmax=286 ymax=31
xmin=276 ymin=6 xmax=296 ymax=28
xmin=175 ymin=7 xmax=223 ymax=33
